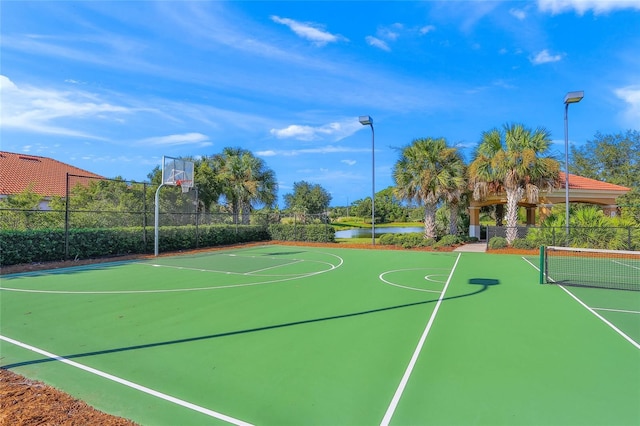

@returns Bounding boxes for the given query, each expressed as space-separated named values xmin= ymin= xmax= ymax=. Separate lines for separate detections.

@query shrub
xmin=434 ymin=234 xmax=461 ymax=248
xmin=379 ymin=233 xmax=398 ymax=246
xmin=511 ymin=238 xmax=535 ymax=249
xmin=400 ymin=233 xmax=428 ymax=248
xmin=378 ymin=232 xmax=434 ymax=248
xmin=267 ymin=223 xmax=334 ymax=243
xmin=488 ymin=236 xmax=508 ymax=249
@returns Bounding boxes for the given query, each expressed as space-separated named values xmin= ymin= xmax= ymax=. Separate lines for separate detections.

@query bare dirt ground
xmin=0 ymin=368 xmax=137 ymax=426
xmin=0 ymin=241 xmax=532 ymax=425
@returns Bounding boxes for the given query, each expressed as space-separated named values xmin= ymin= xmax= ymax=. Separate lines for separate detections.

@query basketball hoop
xmin=156 ymin=155 xmax=196 ymax=257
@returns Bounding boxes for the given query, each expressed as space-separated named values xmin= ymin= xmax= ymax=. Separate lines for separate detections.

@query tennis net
xmin=543 ymin=246 xmax=640 ymax=291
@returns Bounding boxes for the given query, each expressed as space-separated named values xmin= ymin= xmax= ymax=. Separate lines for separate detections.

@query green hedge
xmin=379 ymin=232 xmax=435 ymax=249
xmin=268 ymin=223 xmax=335 ymax=243
xmin=0 ymin=224 xmax=332 ymax=267
xmin=378 ymin=232 xmax=462 ymax=249
xmin=488 ymin=236 xmax=508 ymax=249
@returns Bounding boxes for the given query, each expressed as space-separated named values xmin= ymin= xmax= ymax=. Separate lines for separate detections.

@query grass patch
xmin=336 ymin=237 xmax=377 ymax=245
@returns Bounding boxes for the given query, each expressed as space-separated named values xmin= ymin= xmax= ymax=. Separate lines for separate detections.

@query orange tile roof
xmin=0 ymin=151 xmax=104 ymax=197
xmin=559 ymin=172 xmax=630 ymax=191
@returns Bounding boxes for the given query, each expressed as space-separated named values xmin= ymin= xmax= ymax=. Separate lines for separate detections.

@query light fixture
xmin=563 ymin=91 xmax=584 ymax=237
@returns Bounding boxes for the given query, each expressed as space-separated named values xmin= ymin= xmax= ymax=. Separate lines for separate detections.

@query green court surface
xmin=1 ymin=244 xmax=639 ymax=425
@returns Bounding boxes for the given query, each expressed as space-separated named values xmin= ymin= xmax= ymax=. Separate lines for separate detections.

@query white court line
xmin=592 ymin=307 xmax=640 ymax=315
xmin=0 ymin=335 xmax=253 ymax=426
xmin=380 ymin=253 xmax=462 ymax=426
xmin=248 ymin=259 xmax=303 ymax=274
xmin=613 ymin=259 xmax=640 ymax=270
xmin=379 ymin=268 xmax=450 ymax=293
xmin=1 ymin=252 xmax=344 ymax=295
xmin=557 ymin=286 xmax=640 ymax=350
xmin=522 ymin=256 xmax=640 ymax=350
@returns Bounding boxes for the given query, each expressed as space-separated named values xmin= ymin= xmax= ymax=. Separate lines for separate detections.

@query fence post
xmin=64 ymin=173 xmax=70 ymax=260
xmin=143 ymin=183 xmax=148 ymax=249
xmin=539 ymin=246 xmax=545 ymax=284
xmin=195 ymin=187 xmax=199 ymax=249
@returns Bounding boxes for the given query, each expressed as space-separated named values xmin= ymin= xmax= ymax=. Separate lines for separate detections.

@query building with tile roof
xmin=0 ymin=151 xmax=104 ymax=209
xmin=468 ymin=172 xmax=631 ymax=238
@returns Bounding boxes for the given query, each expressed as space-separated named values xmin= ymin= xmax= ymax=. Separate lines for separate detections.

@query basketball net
xmin=176 ymin=179 xmax=192 ymax=193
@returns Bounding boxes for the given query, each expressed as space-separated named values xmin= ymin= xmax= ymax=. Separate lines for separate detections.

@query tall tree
xmin=441 ymin=152 xmax=467 ymax=235
xmin=213 ymin=147 xmax=277 ymax=224
xmin=393 ymin=137 xmax=466 ymax=239
xmin=469 ymin=123 xmax=560 ymax=244
xmin=571 ymin=130 xmax=639 ymax=187
xmin=571 ymin=130 xmax=640 ymax=223
xmin=284 ymin=181 xmax=332 ymax=222
xmin=193 ymin=157 xmax=222 ymax=213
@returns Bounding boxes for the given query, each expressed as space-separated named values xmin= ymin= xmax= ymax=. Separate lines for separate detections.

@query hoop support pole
xmin=154 ymin=183 xmax=165 ymax=256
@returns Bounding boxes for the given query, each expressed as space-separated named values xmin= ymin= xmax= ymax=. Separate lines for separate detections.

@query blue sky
xmin=1 ymin=1 xmax=639 ymax=207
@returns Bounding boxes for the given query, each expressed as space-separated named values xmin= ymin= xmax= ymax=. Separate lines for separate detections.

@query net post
xmin=539 ymin=246 xmax=545 ymax=284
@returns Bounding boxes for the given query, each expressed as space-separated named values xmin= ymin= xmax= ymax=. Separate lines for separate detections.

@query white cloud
xmin=257 ymin=145 xmax=370 ymax=157
xmin=0 ymin=74 xmax=131 ymax=139
xmin=510 ymin=8 xmax=527 ymax=20
xmin=366 ymin=36 xmax=391 ymax=51
xmin=419 ymin=25 xmax=436 ymax=35
xmin=270 ymin=119 xmax=362 ymax=142
xmin=538 ymin=0 xmax=640 ymax=14
xmin=615 ymin=85 xmax=640 ymax=125
xmin=378 ymin=23 xmax=403 ymax=41
xmin=270 ymin=16 xmax=346 ymax=46
xmin=256 ymin=150 xmax=277 ymax=157
xmin=0 ymin=75 xmax=17 ymax=90
xmin=341 ymin=159 xmax=356 ymax=166
xmin=270 ymin=124 xmax=317 ymax=141
xmin=139 ymin=132 xmax=212 ymax=146
xmin=530 ymin=49 xmax=564 ymax=64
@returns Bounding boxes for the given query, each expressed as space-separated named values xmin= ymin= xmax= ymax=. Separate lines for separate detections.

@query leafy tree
xmin=0 ymin=184 xmax=64 ymax=230
xmin=193 ymin=157 xmax=222 ymax=213
xmin=0 ymin=183 xmax=41 ymax=209
xmin=351 ymin=188 xmax=407 ymax=223
xmin=284 ymin=181 xmax=332 ymax=222
xmin=374 ymin=187 xmax=407 ymax=223
xmin=213 ymin=147 xmax=278 ymax=224
xmin=351 ymin=197 xmax=372 ymax=220
xmin=469 ymin=123 xmax=560 ymax=244
xmin=571 ymin=130 xmax=640 ymax=224
xmin=67 ymin=177 xmax=148 ymax=228
xmin=393 ymin=137 xmax=466 ymax=239
xmin=571 ymin=130 xmax=639 ymax=187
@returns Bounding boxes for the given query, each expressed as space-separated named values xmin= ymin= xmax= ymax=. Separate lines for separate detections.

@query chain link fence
xmin=484 ymin=225 xmax=639 ymax=251
xmin=0 ymin=174 xmax=336 ymax=263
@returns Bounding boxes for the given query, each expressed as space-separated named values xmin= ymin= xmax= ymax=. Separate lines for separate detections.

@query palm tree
xmin=214 ymin=147 xmax=278 ymax=224
xmin=393 ymin=137 xmax=466 ymax=239
xmin=468 ymin=123 xmax=560 ymax=244
xmin=442 ymin=152 xmax=467 ymax=236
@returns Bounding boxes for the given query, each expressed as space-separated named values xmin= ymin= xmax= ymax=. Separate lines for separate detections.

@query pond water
xmin=335 ymin=226 xmax=424 ymax=239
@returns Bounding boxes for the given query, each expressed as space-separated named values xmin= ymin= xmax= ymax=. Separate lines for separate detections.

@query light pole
xmin=563 ymin=91 xmax=584 ymax=237
xmin=359 ymin=115 xmax=375 ymax=245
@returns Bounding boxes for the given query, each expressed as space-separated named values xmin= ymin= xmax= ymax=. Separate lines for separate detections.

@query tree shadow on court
xmin=263 ymin=251 xmax=305 ymax=256
xmin=3 ymin=278 xmax=499 ymax=369
xmin=0 ymin=260 xmax=140 ymax=280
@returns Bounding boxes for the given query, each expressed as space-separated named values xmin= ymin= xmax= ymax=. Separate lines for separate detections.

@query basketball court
xmin=1 ymin=244 xmax=638 ymax=425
